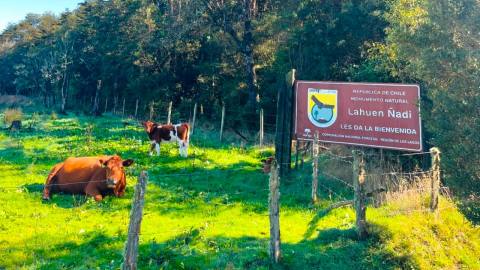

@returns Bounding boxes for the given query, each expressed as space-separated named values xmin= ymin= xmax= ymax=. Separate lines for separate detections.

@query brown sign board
xmin=294 ymin=81 xmax=422 ymax=151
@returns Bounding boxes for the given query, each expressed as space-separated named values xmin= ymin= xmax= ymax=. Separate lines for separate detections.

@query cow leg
xmin=183 ymin=140 xmax=189 ymax=157
xmin=149 ymin=141 xmax=156 ymax=156
xmin=155 ymin=142 xmax=161 ymax=156
xmin=42 ymin=162 xmax=64 ymax=200
xmin=85 ymin=183 xmax=103 ymax=202
xmin=178 ymin=140 xmax=184 ymax=157
xmin=179 ymin=140 xmax=188 ymax=157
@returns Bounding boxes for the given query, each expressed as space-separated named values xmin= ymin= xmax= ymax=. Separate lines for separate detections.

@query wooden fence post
xmin=259 ymin=108 xmax=264 ymax=147
xmin=269 ymin=159 xmax=281 ymax=263
xmin=149 ymin=101 xmax=154 ymax=121
xmin=353 ymin=150 xmax=368 ymax=239
xmin=191 ymin=103 xmax=197 ymax=134
xmin=220 ymin=103 xmax=225 ymax=142
xmin=104 ymin=97 xmax=108 ymax=114
xmin=122 ymin=171 xmax=148 ymax=270
xmin=312 ymin=132 xmax=319 ymax=203
xmin=113 ymin=96 xmax=118 ymax=115
xmin=134 ymin=99 xmax=139 ymax=118
xmin=167 ymin=101 xmax=172 ymax=124
xmin=430 ymin=147 xmax=441 ymax=212
xmin=122 ymin=98 xmax=126 ymax=118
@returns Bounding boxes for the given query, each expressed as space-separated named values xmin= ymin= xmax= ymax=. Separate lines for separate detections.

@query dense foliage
xmin=0 ymin=0 xmax=478 ymax=192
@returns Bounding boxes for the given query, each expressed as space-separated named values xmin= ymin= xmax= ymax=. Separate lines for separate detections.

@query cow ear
xmin=98 ymin=158 xmax=109 ymax=167
xmin=122 ymin=159 xmax=134 ymax=167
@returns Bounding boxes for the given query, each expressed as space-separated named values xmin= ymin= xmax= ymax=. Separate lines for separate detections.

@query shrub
xmin=3 ymin=108 xmax=23 ymax=126
xmin=28 ymin=112 xmax=41 ymax=128
xmin=50 ymin=111 xmax=58 ymax=120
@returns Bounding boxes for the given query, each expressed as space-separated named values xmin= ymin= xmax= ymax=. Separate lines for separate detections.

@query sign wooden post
xmin=312 ymin=132 xmax=319 ymax=203
xmin=275 ymin=69 xmax=295 ymax=176
xmin=430 ymin=147 xmax=441 ymax=212
xmin=122 ymin=171 xmax=148 ymax=270
xmin=294 ymin=139 xmax=299 ymax=169
xmin=353 ymin=150 xmax=368 ymax=239
xmin=269 ymin=159 xmax=281 ymax=263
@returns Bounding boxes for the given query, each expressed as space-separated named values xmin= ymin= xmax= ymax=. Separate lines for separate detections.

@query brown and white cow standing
xmin=142 ymin=121 xmax=190 ymax=157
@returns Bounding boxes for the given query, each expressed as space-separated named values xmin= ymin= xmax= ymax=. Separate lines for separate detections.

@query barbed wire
xmin=318 ymin=171 xmax=354 ymax=189
xmin=363 ymin=170 xmax=438 ymax=177
xmin=316 ymin=181 xmax=350 ymax=202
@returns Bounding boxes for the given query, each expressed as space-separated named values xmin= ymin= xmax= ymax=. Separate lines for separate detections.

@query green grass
xmin=0 ymin=115 xmax=479 ymax=269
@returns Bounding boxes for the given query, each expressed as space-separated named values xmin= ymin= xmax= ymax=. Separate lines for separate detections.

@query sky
xmin=0 ymin=0 xmax=84 ymax=32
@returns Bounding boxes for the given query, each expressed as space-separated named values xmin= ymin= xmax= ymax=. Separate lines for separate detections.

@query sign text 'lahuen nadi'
xmin=294 ymin=81 xmax=422 ymax=151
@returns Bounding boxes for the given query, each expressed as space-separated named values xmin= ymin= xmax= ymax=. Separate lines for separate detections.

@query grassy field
xmin=0 ymin=114 xmax=479 ymax=270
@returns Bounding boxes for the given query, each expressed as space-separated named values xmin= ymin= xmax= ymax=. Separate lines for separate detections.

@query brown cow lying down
xmin=42 ymin=155 xmax=134 ymax=202
xmin=142 ymin=120 xmax=190 ymax=157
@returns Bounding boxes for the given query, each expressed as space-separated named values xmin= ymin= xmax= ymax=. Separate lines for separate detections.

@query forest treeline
xmin=0 ymin=0 xmax=479 ymax=193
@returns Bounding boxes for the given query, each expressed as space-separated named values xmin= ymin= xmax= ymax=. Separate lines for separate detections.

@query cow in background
xmin=142 ymin=121 xmax=190 ymax=157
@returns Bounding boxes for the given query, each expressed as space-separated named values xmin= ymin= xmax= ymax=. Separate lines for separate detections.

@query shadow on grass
xmin=0 ymin=224 xmax=417 ymax=270
xmin=0 ymin=232 xmax=124 ymax=269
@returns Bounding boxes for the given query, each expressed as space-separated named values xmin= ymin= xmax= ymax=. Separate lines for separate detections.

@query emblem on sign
xmin=307 ymin=88 xmax=337 ymax=128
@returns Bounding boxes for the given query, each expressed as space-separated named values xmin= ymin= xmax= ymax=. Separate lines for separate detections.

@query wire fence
xmin=0 ymin=116 xmax=461 ymax=268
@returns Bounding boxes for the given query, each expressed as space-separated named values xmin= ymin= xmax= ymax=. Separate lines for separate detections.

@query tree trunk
xmin=92 ymin=80 xmax=102 ymax=116
xmin=60 ymin=70 xmax=68 ymax=114
xmin=243 ymin=0 xmax=258 ymax=111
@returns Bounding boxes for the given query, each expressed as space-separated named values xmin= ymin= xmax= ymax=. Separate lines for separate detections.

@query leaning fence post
xmin=353 ymin=150 xmax=368 ymax=239
xmin=220 ymin=103 xmax=225 ymax=142
xmin=269 ymin=159 xmax=281 ymax=263
xmin=311 ymin=132 xmax=319 ymax=203
xmin=167 ymin=101 xmax=172 ymax=124
xmin=430 ymin=147 xmax=441 ymax=213
xmin=122 ymin=171 xmax=148 ymax=270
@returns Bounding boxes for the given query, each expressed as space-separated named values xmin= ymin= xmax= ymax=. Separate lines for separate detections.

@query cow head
xmin=99 ymin=155 xmax=134 ymax=197
xmin=142 ymin=121 xmax=156 ymax=134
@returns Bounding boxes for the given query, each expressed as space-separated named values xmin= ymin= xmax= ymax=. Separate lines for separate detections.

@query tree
xmin=379 ymin=0 xmax=480 ymax=192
